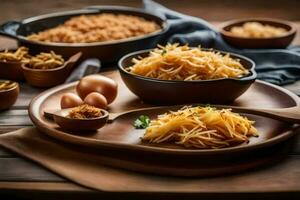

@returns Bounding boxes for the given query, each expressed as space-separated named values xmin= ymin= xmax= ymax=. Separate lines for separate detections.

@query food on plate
xmin=25 ymin=51 xmax=64 ymax=69
xmin=127 ymin=44 xmax=249 ymax=81
xmin=27 ymin=13 xmax=161 ymax=43
xmin=0 ymin=80 xmax=17 ymax=91
xmin=0 ymin=47 xmax=30 ymax=63
xmin=84 ymin=92 xmax=107 ymax=109
xmin=68 ymin=104 xmax=103 ymax=119
xmin=60 ymin=93 xmax=84 ymax=109
xmin=142 ymin=106 xmax=258 ymax=149
xmin=76 ymin=74 xmax=118 ymax=104
xmin=229 ymin=22 xmax=288 ymax=38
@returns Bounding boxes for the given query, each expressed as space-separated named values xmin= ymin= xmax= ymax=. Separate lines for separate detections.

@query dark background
xmin=0 ymin=0 xmax=299 ymax=23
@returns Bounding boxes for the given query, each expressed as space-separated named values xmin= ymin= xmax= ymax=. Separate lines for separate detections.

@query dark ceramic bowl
xmin=0 ymin=80 xmax=19 ymax=110
xmin=118 ymin=49 xmax=256 ymax=105
xmin=220 ymin=18 xmax=297 ymax=49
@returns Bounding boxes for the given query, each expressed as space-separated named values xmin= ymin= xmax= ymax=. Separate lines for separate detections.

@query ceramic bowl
xmin=118 ymin=49 xmax=256 ymax=105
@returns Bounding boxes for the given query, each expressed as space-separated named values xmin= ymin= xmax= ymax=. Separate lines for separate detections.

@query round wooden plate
xmin=29 ymin=70 xmax=300 ymax=176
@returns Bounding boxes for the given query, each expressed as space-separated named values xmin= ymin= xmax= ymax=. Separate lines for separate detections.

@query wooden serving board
xmin=28 ymin=70 xmax=300 ymax=176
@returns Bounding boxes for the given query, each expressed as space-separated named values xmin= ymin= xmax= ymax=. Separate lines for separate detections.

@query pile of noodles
xmin=128 ymin=44 xmax=249 ymax=81
xmin=143 ymin=106 xmax=258 ymax=149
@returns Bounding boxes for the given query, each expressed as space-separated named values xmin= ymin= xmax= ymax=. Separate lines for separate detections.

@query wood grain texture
xmin=0 ymin=158 xmax=64 ymax=182
xmin=0 ymin=156 xmax=300 ymax=192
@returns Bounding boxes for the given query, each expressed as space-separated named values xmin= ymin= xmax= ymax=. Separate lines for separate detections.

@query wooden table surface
xmin=0 ymin=11 xmax=300 ymax=200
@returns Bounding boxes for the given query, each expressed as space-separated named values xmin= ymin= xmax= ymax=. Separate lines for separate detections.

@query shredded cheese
xmin=143 ymin=106 xmax=258 ymax=149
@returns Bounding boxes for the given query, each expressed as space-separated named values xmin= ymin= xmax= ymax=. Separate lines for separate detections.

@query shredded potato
xmin=230 ymin=22 xmax=287 ymax=38
xmin=127 ymin=44 xmax=249 ymax=80
xmin=0 ymin=47 xmax=30 ymax=63
xmin=143 ymin=106 xmax=258 ymax=149
xmin=26 ymin=51 xmax=64 ymax=69
xmin=0 ymin=81 xmax=17 ymax=91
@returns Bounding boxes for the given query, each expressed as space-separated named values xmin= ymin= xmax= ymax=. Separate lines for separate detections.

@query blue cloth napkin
xmin=143 ymin=0 xmax=300 ymax=86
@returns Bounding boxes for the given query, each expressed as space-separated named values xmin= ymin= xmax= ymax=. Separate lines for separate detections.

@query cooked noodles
xmin=143 ymin=106 xmax=258 ymax=149
xmin=127 ymin=44 xmax=249 ymax=81
xmin=26 ymin=51 xmax=64 ymax=69
xmin=0 ymin=47 xmax=30 ymax=63
xmin=0 ymin=80 xmax=17 ymax=91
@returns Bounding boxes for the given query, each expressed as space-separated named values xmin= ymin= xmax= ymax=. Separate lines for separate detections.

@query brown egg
xmin=76 ymin=74 xmax=118 ymax=104
xmin=61 ymin=93 xmax=83 ymax=109
xmin=84 ymin=92 xmax=108 ymax=109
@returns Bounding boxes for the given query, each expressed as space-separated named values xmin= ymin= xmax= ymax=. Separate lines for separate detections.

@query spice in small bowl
xmin=52 ymin=104 xmax=109 ymax=131
xmin=0 ymin=47 xmax=31 ymax=81
xmin=68 ymin=104 xmax=103 ymax=119
xmin=0 ymin=80 xmax=19 ymax=110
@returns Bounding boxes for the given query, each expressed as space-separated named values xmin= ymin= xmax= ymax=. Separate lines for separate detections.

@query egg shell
xmin=61 ymin=93 xmax=84 ymax=109
xmin=84 ymin=92 xmax=108 ymax=109
xmin=76 ymin=75 xmax=118 ymax=104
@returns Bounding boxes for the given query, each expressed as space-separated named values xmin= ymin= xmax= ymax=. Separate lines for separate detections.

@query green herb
xmin=134 ymin=115 xmax=150 ymax=129
xmin=161 ymin=49 xmax=167 ymax=55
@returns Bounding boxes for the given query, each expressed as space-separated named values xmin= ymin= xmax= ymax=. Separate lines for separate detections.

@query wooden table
xmin=1 ymin=23 xmax=300 ymax=199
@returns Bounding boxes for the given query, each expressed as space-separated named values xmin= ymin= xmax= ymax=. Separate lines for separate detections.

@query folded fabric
xmin=65 ymin=58 xmax=101 ymax=83
xmin=143 ymin=0 xmax=300 ymax=86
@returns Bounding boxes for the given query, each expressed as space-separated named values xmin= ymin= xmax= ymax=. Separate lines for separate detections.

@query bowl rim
xmin=0 ymin=80 xmax=19 ymax=93
xmin=15 ymin=7 xmax=170 ymax=47
xmin=118 ymin=48 xmax=257 ymax=83
xmin=220 ymin=18 xmax=297 ymax=40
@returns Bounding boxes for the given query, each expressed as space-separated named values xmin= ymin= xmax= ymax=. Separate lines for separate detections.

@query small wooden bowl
xmin=0 ymin=55 xmax=24 ymax=81
xmin=0 ymin=80 xmax=19 ymax=110
xmin=220 ymin=18 xmax=297 ymax=49
xmin=21 ymin=52 xmax=82 ymax=88
xmin=53 ymin=108 xmax=109 ymax=132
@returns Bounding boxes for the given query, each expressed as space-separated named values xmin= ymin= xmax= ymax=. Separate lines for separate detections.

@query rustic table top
xmin=0 ymin=21 xmax=300 ymax=199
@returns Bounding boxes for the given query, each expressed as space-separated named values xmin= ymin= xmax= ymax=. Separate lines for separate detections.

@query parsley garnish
xmin=161 ymin=49 xmax=167 ymax=55
xmin=134 ymin=115 xmax=150 ymax=129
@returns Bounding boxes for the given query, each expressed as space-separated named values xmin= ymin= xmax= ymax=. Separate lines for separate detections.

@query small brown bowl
xmin=53 ymin=108 xmax=109 ymax=132
xmin=21 ymin=52 xmax=82 ymax=88
xmin=0 ymin=80 xmax=19 ymax=110
xmin=118 ymin=49 xmax=256 ymax=105
xmin=220 ymin=18 xmax=297 ymax=49
xmin=0 ymin=56 xmax=25 ymax=81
